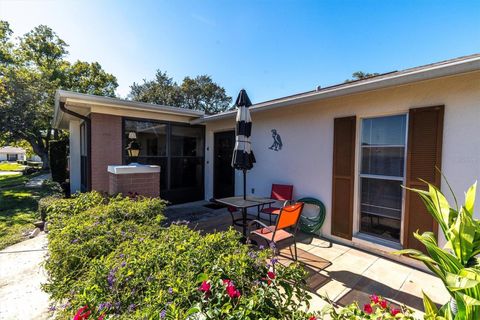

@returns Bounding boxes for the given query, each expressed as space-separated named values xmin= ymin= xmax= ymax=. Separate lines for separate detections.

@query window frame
xmin=355 ymin=112 xmax=409 ymax=246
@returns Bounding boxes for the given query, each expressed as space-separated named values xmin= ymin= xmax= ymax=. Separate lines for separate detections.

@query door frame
xmin=213 ymin=129 xmax=236 ymax=199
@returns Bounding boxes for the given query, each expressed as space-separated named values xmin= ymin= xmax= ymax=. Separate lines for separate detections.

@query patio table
xmin=214 ymin=196 xmax=275 ymax=236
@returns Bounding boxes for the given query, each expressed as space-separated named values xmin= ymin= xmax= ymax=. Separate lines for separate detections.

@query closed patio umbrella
xmin=232 ymin=89 xmax=256 ymax=200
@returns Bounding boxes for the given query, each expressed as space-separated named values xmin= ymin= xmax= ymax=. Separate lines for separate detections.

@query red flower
xmin=391 ymin=308 xmax=401 ymax=316
xmin=73 ymin=306 xmax=91 ymax=320
xmin=199 ymin=281 xmax=211 ymax=293
xmin=363 ymin=304 xmax=373 ymax=314
xmin=379 ymin=299 xmax=387 ymax=309
xmin=226 ymin=286 xmax=241 ymax=298
xmin=309 ymin=317 xmax=317 ymax=320
xmin=223 ymin=280 xmax=241 ymax=298
xmin=267 ymin=271 xmax=276 ymax=280
xmin=370 ymin=294 xmax=379 ymax=304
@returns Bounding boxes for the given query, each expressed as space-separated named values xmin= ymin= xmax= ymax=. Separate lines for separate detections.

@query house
xmin=53 ymin=53 xmax=480 ymax=258
xmin=0 ymin=146 xmax=27 ymax=162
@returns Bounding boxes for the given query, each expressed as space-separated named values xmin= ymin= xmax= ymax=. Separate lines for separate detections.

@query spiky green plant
xmin=395 ymin=179 xmax=480 ymax=319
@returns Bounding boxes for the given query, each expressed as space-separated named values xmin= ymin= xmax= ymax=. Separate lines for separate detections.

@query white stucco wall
xmin=204 ymin=71 xmax=480 ymax=255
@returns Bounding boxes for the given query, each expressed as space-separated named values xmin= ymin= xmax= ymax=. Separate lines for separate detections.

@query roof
xmin=0 ymin=146 xmax=26 ymax=154
xmin=53 ymin=90 xmax=205 ymax=129
xmin=192 ymin=53 xmax=480 ymax=124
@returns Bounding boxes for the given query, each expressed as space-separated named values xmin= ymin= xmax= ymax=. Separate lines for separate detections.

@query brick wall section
xmin=108 ymin=172 xmax=160 ymax=198
xmin=90 ymin=113 xmax=123 ymax=192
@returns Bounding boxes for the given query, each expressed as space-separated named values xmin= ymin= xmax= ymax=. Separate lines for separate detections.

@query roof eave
xmin=191 ymin=55 xmax=480 ymax=124
xmin=53 ymin=90 xmax=206 ymax=129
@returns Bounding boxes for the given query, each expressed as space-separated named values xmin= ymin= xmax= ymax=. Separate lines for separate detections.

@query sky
xmin=1 ymin=0 xmax=479 ymax=104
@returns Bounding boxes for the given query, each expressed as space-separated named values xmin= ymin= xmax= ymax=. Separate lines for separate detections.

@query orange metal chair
xmin=248 ymin=202 xmax=304 ymax=260
xmin=259 ymin=184 xmax=294 ymax=224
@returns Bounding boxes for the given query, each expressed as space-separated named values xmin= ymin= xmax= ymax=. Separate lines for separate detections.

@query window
xmin=123 ymin=119 xmax=205 ymax=203
xmin=359 ymin=114 xmax=407 ymax=242
xmin=125 ymin=120 xmax=168 ymax=189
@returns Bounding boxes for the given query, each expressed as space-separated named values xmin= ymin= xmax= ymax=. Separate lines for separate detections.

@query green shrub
xmin=37 ymin=181 xmax=64 ymax=221
xmin=38 ymin=196 xmax=61 ymax=221
xmin=49 ymin=139 xmax=68 ymax=183
xmin=45 ymin=192 xmax=314 ymax=319
xmin=45 ymin=191 xmax=106 ymax=229
xmin=57 ymin=226 xmax=312 ymax=319
xmin=44 ymin=193 xmax=167 ymax=300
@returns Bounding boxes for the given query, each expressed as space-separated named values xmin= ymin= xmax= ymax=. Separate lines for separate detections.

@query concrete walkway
xmin=0 ymin=233 xmax=51 ymax=320
xmin=25 ymin=173 xmax=51 ymax=188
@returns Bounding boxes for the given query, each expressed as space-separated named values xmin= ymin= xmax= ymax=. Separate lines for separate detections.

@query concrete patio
xmin=165 ymin=201 xmax=450 ymax=315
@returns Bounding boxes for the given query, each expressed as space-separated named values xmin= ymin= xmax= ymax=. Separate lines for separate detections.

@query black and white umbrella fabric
xmin=231 ymin=89 xmax=256 ymax=199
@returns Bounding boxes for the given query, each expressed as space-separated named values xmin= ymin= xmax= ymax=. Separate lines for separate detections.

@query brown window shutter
xmin=331 ymin=116 xmax=356 ymax=240
xmin=404 ymin=106 xmax=444 ymax=251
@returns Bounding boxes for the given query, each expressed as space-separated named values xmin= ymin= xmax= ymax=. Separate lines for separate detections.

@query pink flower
xmin=370 ymin=294 xmax=379 ymax=304
xmin=222 ymin=279 xmax=231 ymax=285
xmin=199 ymin=281 xmax=211 ymax=293
xmin=267 ymin=271 xmax=276 ymax=280
xmin=73 ymin=306 xmax=91 ymax=320
xmin=379 ymin=299 xmax=387 ymax=309
xmin=363 ymin=304 xmax=373 ymax=314
xmin=391 ymin=308 xmax=401 ymax=316
xmin=309 ymin=317 xmax=317 ymax=320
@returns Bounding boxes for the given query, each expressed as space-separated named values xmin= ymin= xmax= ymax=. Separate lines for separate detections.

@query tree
xmin=181 ymin=75 xmax=231 ymax=114
xmin=0 ymin=22 xmax=118 ymax=169
xmin=129 ymin=70 xmax=232 ymax=114
xmin=345 ymin=71 xmax=380 ymax=83
xmin=64 ymin=61 xmax=117 ymax=97
xmin=130 ymin=70 xmax=183 ymax=107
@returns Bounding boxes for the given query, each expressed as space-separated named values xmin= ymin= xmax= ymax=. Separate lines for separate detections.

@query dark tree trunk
xmin=26 ymin=133 xmax=50 ymax=170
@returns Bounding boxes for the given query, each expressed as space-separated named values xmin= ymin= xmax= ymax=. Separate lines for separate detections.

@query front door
xmin=214 ymin=130 xmax=235 ymax=199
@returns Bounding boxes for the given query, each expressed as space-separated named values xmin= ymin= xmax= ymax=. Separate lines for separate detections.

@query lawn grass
xmin=0 ymin=172 xmax=38 ymax=188
xmin=0 ymin=162 xmax=25 ymax=171
xmin=0 ymin=173 xmax=57 ymax=250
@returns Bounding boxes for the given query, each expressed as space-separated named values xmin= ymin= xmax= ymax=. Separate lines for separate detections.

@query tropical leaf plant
xmin=394 ymin=178 xmax=480 ymax=319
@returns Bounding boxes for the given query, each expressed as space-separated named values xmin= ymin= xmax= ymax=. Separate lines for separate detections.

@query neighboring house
xmin=0 ymin=146 xmax=27 ymax=162
xmin=53 ymin=53 xmax=480 ymax=261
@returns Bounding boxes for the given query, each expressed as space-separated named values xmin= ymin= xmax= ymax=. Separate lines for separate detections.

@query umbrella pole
xmin=243 ymin=169 xmax=247 ymax=200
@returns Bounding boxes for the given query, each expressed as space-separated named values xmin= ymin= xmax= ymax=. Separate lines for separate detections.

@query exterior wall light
xmin=126 ymin=132 xmax=140 ymax=164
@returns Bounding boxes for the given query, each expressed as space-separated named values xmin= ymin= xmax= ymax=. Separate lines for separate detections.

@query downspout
xmin=59 ymin=101 xmax=92 ymax=191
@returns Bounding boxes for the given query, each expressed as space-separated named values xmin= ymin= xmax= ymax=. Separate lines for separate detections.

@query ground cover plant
xmin=45 ymin=192 xmax=315 ymax=319
xmin=0 ymin=177 xmax=61 ymax=249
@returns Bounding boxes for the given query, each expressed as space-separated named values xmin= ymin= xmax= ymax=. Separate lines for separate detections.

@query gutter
xmin=59 ymin=101 xmax=90 ymax=124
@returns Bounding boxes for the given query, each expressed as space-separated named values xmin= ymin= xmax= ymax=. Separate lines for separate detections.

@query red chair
xmin=259 ymin=184 xmax=294 ymax=224
xmin=248 ymin=202 xmax=304 ymax=260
